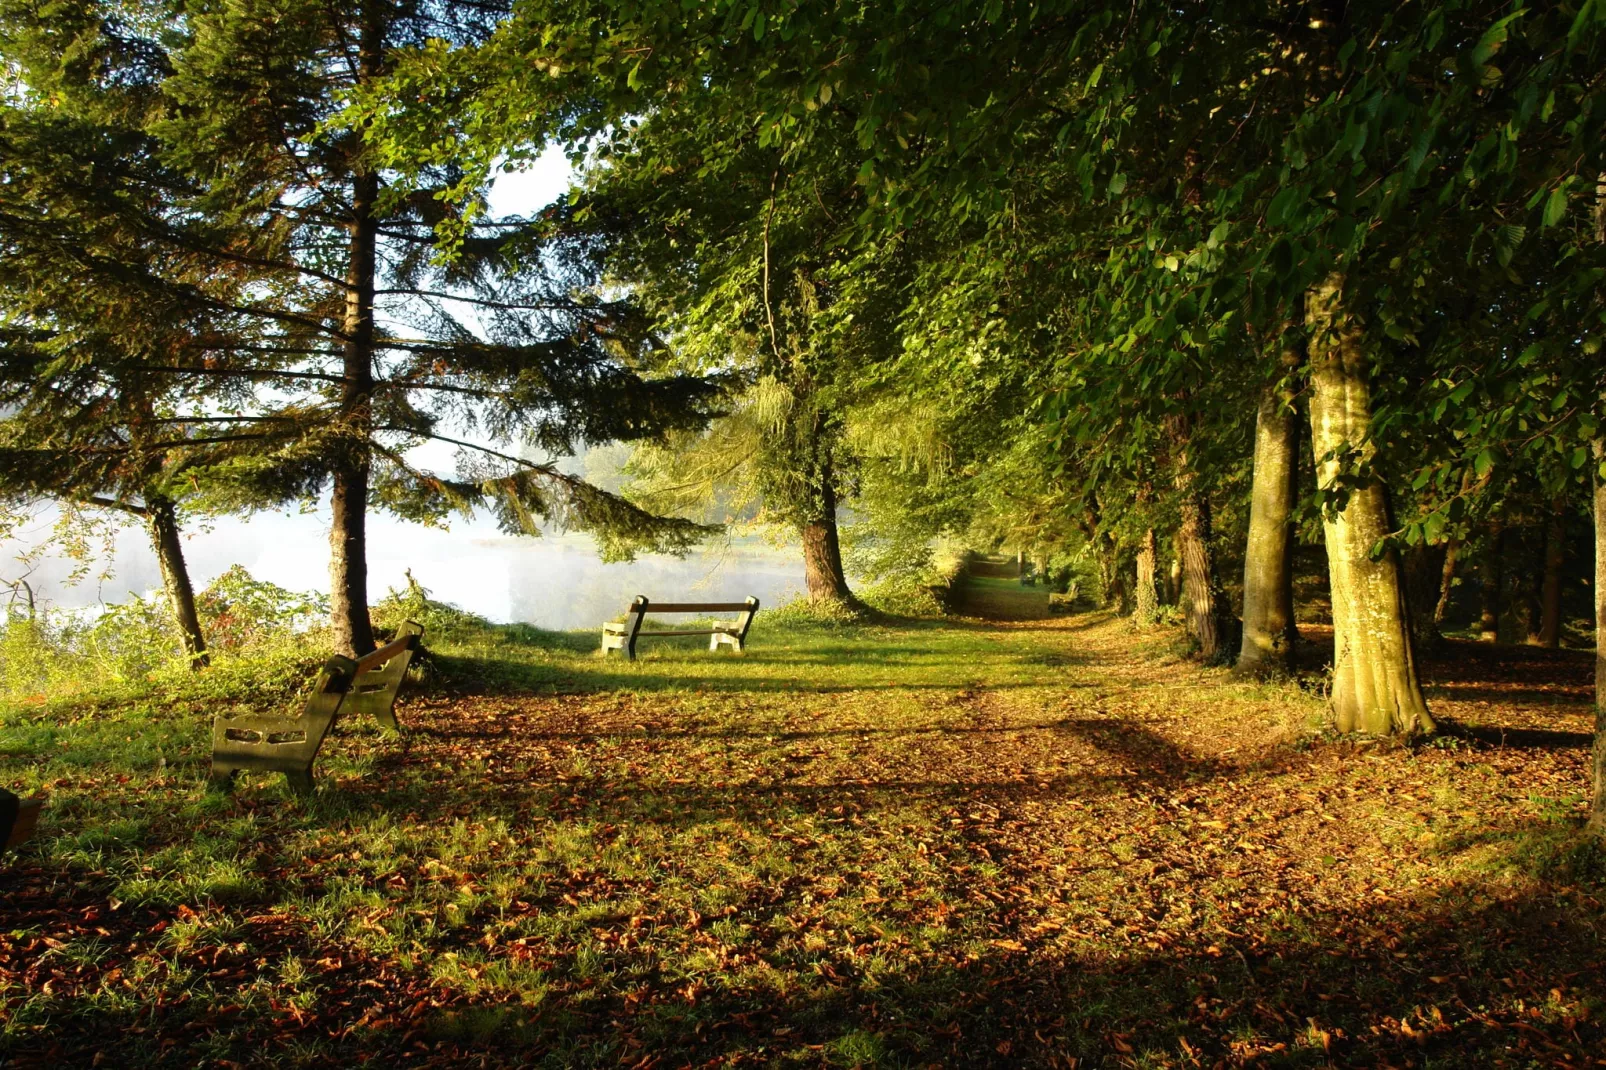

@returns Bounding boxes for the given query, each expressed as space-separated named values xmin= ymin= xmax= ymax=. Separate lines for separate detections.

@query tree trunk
xmin=1306 ymin=273 xmax=1433 ymax=736
xmin=1538 ymin=506 xmax=1566 ymax=649
xmin=1478 ymin=522 xmax=1504 ymax=644
xmin=1135 ymin=528 xmax=1159 ymax=625
xmin=1236 ymin=349 xmax=1301 ymax=676
xmin=146 ymin=497 xmax=207 ymax=669
xmin=1165 ymin=555 xmax=1181 ymax=605
xmin=1168 ymin=413 xmax=1227 ymax=661
xmin=329 ymin=14 xmax=383 ymax=658
xmin=329 ymin=174 xmax=379 ymax=655
xmin=801 ymin=458 xmax=856 ymax=606
xmin=1433 ymin=537 xmax=1460 ymax=626
xmin=1590 ymin=442 xmax=1606 ymax=838
xmin=1403 ymin=543 xmax=1447 ymax=654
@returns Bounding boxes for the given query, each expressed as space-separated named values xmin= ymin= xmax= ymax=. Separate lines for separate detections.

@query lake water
xmin=0 ymin=505 xmax=810 ymax=631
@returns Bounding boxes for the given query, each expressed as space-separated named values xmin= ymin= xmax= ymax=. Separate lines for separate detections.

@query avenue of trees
xmin=2 ymin=1 xmax=1605 ymax=833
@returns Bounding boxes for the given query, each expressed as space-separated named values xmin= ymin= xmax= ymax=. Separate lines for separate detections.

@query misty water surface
xmin=0 ymin=506 xmax=809 ymax=631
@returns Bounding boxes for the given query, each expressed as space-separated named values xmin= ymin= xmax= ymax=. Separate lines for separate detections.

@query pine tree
xmin=0 ymin=0 xmax=724 ymax=655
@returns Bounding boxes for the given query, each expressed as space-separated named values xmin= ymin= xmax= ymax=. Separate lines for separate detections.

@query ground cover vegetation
xmin=2 ymin=0 xmax=1606 ymax=1065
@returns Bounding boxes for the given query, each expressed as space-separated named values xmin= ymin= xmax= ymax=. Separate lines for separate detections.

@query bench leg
xmin=207 ymin=764 xmax=238 ymax=793
xmin=285 ymin=768 xmax=316 ymax=796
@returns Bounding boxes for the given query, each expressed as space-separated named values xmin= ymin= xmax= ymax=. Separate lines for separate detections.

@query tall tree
xmin=1 ymin=0 xmax=723 ymax=655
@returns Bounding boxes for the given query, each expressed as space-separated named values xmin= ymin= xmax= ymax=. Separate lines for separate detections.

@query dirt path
xmin=955 ymin=555 xmax=1052 ymax=620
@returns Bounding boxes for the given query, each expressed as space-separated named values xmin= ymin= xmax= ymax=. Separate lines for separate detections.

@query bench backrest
xmin=621 ymin=595 xmax=760 ymax=639
xmin=342 ymin=620 xmax=424 ymax=734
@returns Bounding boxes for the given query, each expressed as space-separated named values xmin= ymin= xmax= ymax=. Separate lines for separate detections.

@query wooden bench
xmin=601 ymin=596 xmax=759 ymax=661
xmin=209 ymin=621 xmax=424 ymax=793
xmin=340 ymin=620 xmax=424 ymax=735
xmin=1 ymin=788 xmax=45 ymax=851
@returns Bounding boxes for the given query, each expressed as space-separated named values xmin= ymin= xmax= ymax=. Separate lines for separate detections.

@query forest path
xmin=953 ymin=554 xmax=1052 ymax=619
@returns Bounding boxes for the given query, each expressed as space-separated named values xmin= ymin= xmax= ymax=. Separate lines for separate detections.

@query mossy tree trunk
xmin=1135 ymin=527 xmax=1159 ymax=625
xmin=1306 ymin=273 xmax=1434 ymax=736
xmin=146 ymin=496 xmax=207 ymax=669
xmin=1236 ymin=338 xmax=1301 ymax=676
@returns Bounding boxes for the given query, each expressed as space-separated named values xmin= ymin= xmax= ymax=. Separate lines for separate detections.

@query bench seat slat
xmin=623 ymin=602 xmax=753 ymax=614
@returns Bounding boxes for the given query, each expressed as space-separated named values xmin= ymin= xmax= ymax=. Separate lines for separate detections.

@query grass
xmin=2 ymin=571 xmax=1603 ymax=1068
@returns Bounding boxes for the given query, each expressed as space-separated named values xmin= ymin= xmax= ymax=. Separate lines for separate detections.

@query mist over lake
xmin=0 ymin=505 xmax=809 ymax=631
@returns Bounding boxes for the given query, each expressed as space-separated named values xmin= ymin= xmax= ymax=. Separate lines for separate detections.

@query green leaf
xmin=1107 ymin=172 xmax=1127 ymax=196
xmin=1543 ymin=185 xmax=1569 ymax=227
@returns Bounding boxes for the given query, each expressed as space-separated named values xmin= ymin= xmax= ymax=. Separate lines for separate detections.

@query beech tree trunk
xmin=1538 ymin=507 xmax=1565 ymax=649
xmin=1590 ymin=443 xmax=1606 ymax=838
xmin=1135 ymin=528 xmax=1159 ymax=624
xmin=1478 ymin=523 xmax=1504 ymax=644
xmin=146 ymin=497 xmax=207 ymax=669
xmin=1237 ymin=350 xmax=1301 ymax=676
xmin=1306 ymin=274 xmax=1433 ymax=736
xmin=1165 ymin=555 xmax=1181 ymax=606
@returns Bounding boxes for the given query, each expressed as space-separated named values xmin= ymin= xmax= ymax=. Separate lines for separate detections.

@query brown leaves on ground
xmin=1 ymin=610 xmax=1602 ymax=1068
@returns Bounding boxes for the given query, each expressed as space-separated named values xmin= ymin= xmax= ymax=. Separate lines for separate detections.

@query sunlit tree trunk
xmin=146 ymin=496 xmax=207 ymax=669
xmin=1168 ymin=413 xmax=1227 ymax=661
xmin=1478 ymin=522 xmax=1504 ymax=644
xmin=801 ymin=454 xmax=857 ymax=606
xmin=1538 ymin=506 xmax=1566 ymax=649
xmin=1165 ymin=555 xmax=1181 ymax=605
xmin=1134 ymin=527 xmax=1159 ymax=625
xmin=1306 ymin=273 xmax=1433 ymax=736
xmin=1236 ymin=338 xmax=1301 ymax=676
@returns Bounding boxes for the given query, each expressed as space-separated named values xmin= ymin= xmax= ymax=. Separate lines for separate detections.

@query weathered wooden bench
xmin=1 ymin=788 xmax=45 ymax=851
xmin=601 ymin=596 xmax=759 ymax=661
xmin=341 ymin=620 xmax=424 ymax=735
xmin=209 ymin=621 xmax=424 ymax=793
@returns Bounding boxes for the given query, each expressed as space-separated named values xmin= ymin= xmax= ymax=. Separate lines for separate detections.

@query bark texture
xmin=1169 ymin=414 xmax=1228 ymax=661
xmin=1134 ymin=528 xmax=1159 ymax=625
xmin=1306 ymin=274 xmax=1434 ymax=736
xmin=146 ymin=497 xmax=207 ymax=668
xmin=1236 ymin=365 xmax=1300 ymax=676
xmin=801 ymin=459 xmax=857 ymax=606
